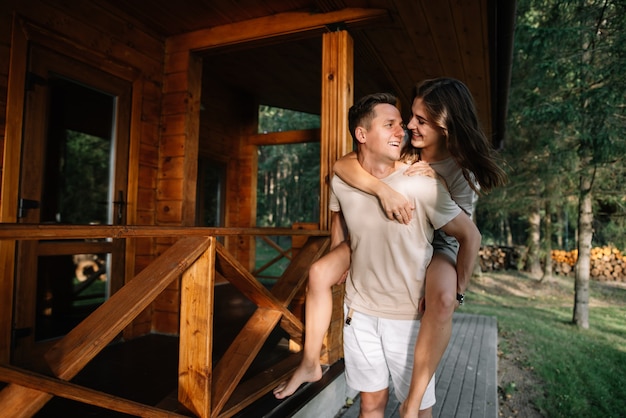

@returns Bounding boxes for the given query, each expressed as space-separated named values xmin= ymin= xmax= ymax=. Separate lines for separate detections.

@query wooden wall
xmin=0 ymin=0 xmax=167 ymax=354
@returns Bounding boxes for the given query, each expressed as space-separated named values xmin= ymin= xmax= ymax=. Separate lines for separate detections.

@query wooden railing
xmin=0 ymin=225 xmax=330 ymax=418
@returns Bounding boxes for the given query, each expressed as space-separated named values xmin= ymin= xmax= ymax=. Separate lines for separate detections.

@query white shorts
xmin=343 ymin=305 xmax=436 ymax=409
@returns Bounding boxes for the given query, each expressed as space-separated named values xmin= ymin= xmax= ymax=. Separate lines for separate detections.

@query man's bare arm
xmin=440 ymin=213 xmax=481 ymax=294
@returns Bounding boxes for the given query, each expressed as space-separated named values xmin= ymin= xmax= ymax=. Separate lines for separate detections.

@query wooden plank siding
xmin=0 ymin=0 xmax=167 ymax=359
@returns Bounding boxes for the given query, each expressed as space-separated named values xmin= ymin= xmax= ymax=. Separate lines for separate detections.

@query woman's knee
xmin=425 ymin=256 xmax=458 ymax=316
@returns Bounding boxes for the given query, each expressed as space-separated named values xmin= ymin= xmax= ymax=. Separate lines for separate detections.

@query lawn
xmin=462 ymin=271 xmax=626 ymax=418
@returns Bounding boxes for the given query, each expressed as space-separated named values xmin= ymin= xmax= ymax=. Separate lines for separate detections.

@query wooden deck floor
xmin=338 ymin=313 xmax=498 ymax=418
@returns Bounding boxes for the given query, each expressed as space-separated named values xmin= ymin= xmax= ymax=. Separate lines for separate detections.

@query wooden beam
xmin=0 ymin=14 xmax=29 ymax=365
xmin=166 ymin=8 xmax=387 ymax=53
xmin=0 ymin=224 xmax=328 ymax=240
xmin=210 ymin=308 xmax=283 ymax=417
xmin=319 ymin=31 xmax=354 ymax=230
xmin=249 ymin=128 xmax=320 ymax=146
xmin=209 ymin=237 xmax=328 ymax=417
xmin=178 ymin=238 xmax=216 ymax=418
xmin=214 ymin=242 xmax=303 ymax=335
xmin=0 ymin=365 xmax=187 ymax=418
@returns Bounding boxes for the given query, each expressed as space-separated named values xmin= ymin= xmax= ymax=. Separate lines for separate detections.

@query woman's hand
xmin=376 ymin=183 xmax=413 ymax=224
xmin=405 ymin=161 xmax=436 ymax=178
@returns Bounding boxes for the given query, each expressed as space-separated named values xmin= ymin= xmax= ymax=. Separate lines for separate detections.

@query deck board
xmin=339 ymin=313 xmax=498 ymax=418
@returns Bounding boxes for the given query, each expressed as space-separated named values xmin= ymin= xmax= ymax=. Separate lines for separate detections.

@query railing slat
xmin=0 ymin=365 xmax=187 ymax=418
xmin=0 ymin=224 xmax=327 ymax=240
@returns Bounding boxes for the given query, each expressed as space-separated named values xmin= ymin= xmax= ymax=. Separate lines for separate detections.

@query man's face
xmin=360 ymin=103 xmax=405 ymax=162
xmin=406 ymin=98 xmax=444 ymax=150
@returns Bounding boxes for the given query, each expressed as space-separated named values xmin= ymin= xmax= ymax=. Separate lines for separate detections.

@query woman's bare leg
xmin=273 ymin=241 xmax=351 ymax=399
xmin=400 ymin=253 xmax=458 ymax=416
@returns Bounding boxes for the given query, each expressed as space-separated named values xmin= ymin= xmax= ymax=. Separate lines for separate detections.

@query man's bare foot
xmin=273 ymin=363 xmax=323 ymax=399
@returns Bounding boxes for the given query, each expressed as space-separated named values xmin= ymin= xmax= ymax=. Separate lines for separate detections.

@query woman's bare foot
xmin=273 ymin=362 xmax=323 ymax=399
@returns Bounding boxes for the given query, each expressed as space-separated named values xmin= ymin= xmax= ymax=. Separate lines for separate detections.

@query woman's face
xmin=406 ymin=98 xmax=445 ymax=152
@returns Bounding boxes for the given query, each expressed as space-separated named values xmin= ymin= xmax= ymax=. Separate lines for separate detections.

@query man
xmin=330 ymin=93 xmax=481 ymax=417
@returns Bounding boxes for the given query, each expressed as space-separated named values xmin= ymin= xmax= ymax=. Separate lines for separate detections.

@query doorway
xmin=12 ymin=45 xmax=131 ymax=367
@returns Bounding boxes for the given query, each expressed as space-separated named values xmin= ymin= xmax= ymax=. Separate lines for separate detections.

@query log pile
xmin=551 ymin=246 xmax=626 ymax=282
xmin=477 ymin=245 xmax=626 ymax=283
xmin=478 ymin=245 xmax=521 ymax=272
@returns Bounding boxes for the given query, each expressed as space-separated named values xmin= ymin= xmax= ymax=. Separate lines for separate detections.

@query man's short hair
xmin=348 ymin=93 xmax=398 ymax=145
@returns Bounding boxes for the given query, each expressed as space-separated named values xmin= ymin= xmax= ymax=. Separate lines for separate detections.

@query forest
xmin=256 ymin=0 xmax=626 ymax=328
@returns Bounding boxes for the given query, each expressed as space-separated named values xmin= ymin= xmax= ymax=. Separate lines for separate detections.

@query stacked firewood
xmin=551 ymin=246 xmax=626 ymax=282
xmin=478 ymin=245 xmax=521 ymax=272
xmin=477 ymin=245 xmax=626 ymax=282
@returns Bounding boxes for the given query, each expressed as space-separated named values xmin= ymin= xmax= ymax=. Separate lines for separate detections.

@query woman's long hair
xmin=403 ymin=77 xmax=508 ymax=194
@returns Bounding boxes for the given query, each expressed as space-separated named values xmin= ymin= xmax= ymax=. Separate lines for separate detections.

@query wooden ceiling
xmin=100 ymin=0 xmax=516 ymax=146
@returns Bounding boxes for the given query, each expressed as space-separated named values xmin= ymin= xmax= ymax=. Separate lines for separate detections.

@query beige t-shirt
xmin=330 ymin=163 xmax=461 ymax=320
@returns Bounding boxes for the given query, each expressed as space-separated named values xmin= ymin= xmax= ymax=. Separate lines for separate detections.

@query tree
xmin=256 ymin=106 xmax=321 ymax=228
xmin=491 ymin=0 xmax=626 ymax=328
xmin=569 ymin=0 xmax=626 ymax=328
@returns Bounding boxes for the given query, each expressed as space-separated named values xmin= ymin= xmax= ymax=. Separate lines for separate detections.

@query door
xmin=12 ymin=45 xmax=131 ymax=368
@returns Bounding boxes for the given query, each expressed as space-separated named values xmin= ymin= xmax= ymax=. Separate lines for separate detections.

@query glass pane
xmin=257 ymin=142 xmax=320 ymax=227
xmin=41 ymin=77 xmax=115 ymax=225
xmin=255 ymin=106 xmax=321 ymax=280
xmin=35 ymin=76 xmax=116 ymax=340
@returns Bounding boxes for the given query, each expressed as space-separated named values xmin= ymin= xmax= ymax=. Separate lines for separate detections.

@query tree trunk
xmin=573 ymin=171 xmax=593 ymax=329
xmin=541 ymin=199 xmax=553 ymax=281
xmin=526 ymin=203 xmax=542 ymax=278
xmin=505 ymin=217 xmax=513 ymax=247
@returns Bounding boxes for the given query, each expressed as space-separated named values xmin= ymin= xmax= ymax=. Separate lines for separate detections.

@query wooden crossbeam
xmin=166 ymin=8 xmax=388 ymax=53
xmin=209 ymin=236 xmax=329 ymax=417
xmin=210 ymin=308 xmax=284 ymax=417
xmin=215 ymin=242 xmax=303 ymax=336
xmin=0 ymin=365 xmax=187 ymax=418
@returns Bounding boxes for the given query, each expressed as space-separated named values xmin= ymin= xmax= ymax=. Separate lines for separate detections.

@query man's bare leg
xmin=273 ymin=242 xmax=351 ymax=399
xmin=359 ymin=389 xmax=389 ymax=418
xmin=400 ymin=254 xmax=458 ymax=416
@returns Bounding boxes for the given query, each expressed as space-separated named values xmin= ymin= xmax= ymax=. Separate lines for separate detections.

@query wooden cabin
xmin=0 ymin=1 xmax=517 ymax=416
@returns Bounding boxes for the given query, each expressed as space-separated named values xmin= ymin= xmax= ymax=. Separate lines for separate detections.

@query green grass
xmin=463 ymin=271 xmax=626 ymax=418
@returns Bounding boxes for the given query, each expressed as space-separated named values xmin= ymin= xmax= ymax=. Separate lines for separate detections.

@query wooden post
xmin=318 ymin=30 xmax=353 ymax=365
xmin=178 ymin=236 xmax=216 ymax=418
xmin=0 ymin=16 xmax=28 ymax=364
xmin=319 ymin=30 xmax=354 ymax=231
